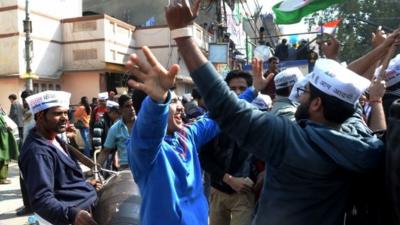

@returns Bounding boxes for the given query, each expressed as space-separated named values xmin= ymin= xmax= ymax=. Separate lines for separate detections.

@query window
xmin=41 ymin=83 xmax=47 ymax=91
xmin=33 ymin=83 xmax=39 ymax=93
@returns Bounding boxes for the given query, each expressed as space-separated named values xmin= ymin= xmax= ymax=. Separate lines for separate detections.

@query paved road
xmin=0 ymin=162 xmax=30 ymax=225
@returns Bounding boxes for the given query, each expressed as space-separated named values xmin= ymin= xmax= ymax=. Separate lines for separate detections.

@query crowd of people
xmin=0 ymin=1 xmax=400 ymax=225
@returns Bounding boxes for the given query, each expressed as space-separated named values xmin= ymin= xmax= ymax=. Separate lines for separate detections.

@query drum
xmin=93 ymin=170 xmax=141 ymax=225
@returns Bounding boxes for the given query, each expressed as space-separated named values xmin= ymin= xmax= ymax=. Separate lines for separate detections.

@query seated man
xmin=126 ymin=47 xmax=256 ymax=225
xmin=19 ymin=91 xmax=98 ymax=225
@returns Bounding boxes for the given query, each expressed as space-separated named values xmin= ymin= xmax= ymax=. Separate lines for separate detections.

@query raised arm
xmin=126 ymin=46 xmax=179 ymax=177
xmin=128 ymin=95 xmax=170 ymax=177
xmin=164 ymin=1 xmax=289 ymax=161
xmin=368 ymin=79 xmax=387 ymax=132
xmin=347 ymin=28 xmax=400 ymax=77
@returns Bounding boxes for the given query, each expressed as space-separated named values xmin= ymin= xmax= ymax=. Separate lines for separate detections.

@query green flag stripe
xmin=272 ymin=0 xmax=345 ymax=24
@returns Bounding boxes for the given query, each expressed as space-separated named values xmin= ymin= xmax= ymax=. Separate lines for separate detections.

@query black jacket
xmin=199 ymin=132 xmax=258 ymax=194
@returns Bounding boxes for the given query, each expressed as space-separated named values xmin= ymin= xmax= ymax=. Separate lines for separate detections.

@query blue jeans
xmin=79 ymin=128 xmax=91 ymax=157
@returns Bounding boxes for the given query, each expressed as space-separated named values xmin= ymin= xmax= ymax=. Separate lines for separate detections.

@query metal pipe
xmin=24 ymin=0 xmax=33 ymax=91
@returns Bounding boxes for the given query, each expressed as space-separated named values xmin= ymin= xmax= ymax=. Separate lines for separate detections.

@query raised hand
xmin=165 ymin=0 xmax=202 ymax=30
xmin=381 ymin=28 xmax=400 ymax=49
xmin=252 ymin=58 xmax=270 ymax=92
xmin=126 ymin=46 xmax=180 ymax=103
xmin=372 ymin=28 xmax=387 ymax=49
xmin=317 ymin=34 xmax=340 ymax=60
xmin=369 ymin=79 xmax=386 ymax=102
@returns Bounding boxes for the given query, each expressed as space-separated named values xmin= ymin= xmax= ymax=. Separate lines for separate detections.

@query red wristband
xmin=369 ymin=99 xmax=382 ymax=104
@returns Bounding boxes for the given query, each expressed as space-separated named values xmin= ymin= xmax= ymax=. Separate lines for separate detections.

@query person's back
xmin=270 ymin=67 xmax=304 ymax=121
xmin=187 ymin=58 xmax=383 ymax=225
xmin=288 ymin=45 xmax=297 ymax=60
xmin=160 ymin=4 xmax=385 ymax=225
xmin=275 ymin=43 xmax=289 ymax=61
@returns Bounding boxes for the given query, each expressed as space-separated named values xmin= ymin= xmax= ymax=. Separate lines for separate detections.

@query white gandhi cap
xmin=274 ymin=67 xmax=304 ymax=90
xmin=26 ymin=91 xmax=71 ymax=114
xmin=310 ymin=59 xmax=370 ymax=105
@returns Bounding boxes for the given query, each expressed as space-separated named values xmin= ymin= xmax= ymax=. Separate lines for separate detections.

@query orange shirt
xmin=73 ymin=106 xmax=90 ymax=128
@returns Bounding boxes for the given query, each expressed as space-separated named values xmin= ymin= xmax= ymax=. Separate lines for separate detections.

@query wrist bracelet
xmin=170 ymin=26 xmax=194 ymax=40
xmin=369 ymin=99 xmax=382 ymax=104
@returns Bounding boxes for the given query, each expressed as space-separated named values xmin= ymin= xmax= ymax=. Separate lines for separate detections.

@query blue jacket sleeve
xmin=186 ymin=87 xmax=255 ymax=148
xmin=190 ymin=62 xmax=291 ymax=162
xmin=186 ymin=117 xmax=220 ymax=148
xmin=24 ymin=153 xmax=79 ymax=224
xmin=239 ymin=86 xmax=257 ymax=103
xmin=128 ymin=94 xmax=170 ymax=179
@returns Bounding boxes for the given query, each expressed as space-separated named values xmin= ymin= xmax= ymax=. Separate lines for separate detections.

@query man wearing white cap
xmin=90 ymin=92 xmax=108 ymax=150
xmin=375 ymin=53 xmax=400 ymax=117
xmin=270 ymin=67 xmax=303 ymax=121
xmin=156 ymin=3 xmax=384 ymax=225
xmin=19 ymin=91 xmax=98 ymax=225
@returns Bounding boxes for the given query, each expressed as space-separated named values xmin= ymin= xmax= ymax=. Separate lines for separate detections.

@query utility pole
xmin=216 ymin=0 xmax=223 ymax=42
xmin=23 ymin=0 xmax=33 ymax=91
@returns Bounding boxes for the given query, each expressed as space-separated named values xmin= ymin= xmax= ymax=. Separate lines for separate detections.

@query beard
xmin=295 ymin=101 xmax=311 ymax=121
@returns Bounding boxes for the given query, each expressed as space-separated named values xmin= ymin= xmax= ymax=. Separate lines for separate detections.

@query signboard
xmin=208 ymin=43 xmax=229 ymax=64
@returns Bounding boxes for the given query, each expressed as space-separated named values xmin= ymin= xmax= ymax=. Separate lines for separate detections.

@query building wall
xmin=0 ymin=77 xmax=25 ymax=114
xmin=17 ymin=0 xmax=82 ymax=19
xmin=0 ymin=0 xmax=76 ymax=78
xmin=83 ymin=0 xmax=165 ymax=26
xmin=0 ymin=0 xmax=17 ymax=8
xmin=0 ymin=7 xmax=19 ymax=75
xmin=62 ymin=15 xmax=136 ymax=71
xmin=133 ymin=25 xmax=209 ymax=94
xmin=62 ymin=17 xmax=106 ymax=71
xmin=61 ymin=71 xmax=101 ymax=105
xmin=0 ymin=36 xmax=19 ymax=75
xmin=104 ymin=16 xmax=135 ymax=64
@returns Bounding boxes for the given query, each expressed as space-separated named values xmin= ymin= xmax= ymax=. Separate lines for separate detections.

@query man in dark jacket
xmin=164 ymin=2 xmax=386 ymax=225
xmin=199 ymin=70 xmax=259 ymax=225
xmin=19 ymin=90 xmax=97 ymax=225
xmin=8 ymin=93 xmax=24 ymax=142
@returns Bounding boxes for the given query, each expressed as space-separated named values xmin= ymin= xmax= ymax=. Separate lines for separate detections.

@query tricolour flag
xmin=319 ymin=19 xmax=341 ymax=35
xmin=272 ymin=0 xmax=345 ymax=25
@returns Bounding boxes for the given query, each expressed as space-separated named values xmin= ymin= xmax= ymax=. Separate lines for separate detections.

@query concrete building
xmin=0 ymin=0 xmax=136 ymax=112
xmin=0 ymin=0 xmax=216 ymax=113
xmin=134 ymin=24 xmax=212 ymax=95
xmin=0 ymin=0 xmax=81 ymax=111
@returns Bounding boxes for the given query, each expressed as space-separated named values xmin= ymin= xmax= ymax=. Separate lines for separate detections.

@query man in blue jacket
xmin=159 ymin=1 xmax=387 ymax=225
xmin=126 ymin=46 xmax=258 ymax=225
xmin=19 ymin=90 xmax=98 ymax=225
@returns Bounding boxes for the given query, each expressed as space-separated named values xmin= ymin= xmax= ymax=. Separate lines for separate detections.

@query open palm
xmin=252 ymin=58 xmax=270 ymax=91
xmin=127 ymin=46 xmax=179 ymax=103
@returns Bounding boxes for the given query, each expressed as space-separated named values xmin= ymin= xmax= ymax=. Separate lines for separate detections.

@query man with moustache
xmin=19 ymin=91 xmax=98 ymax=225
